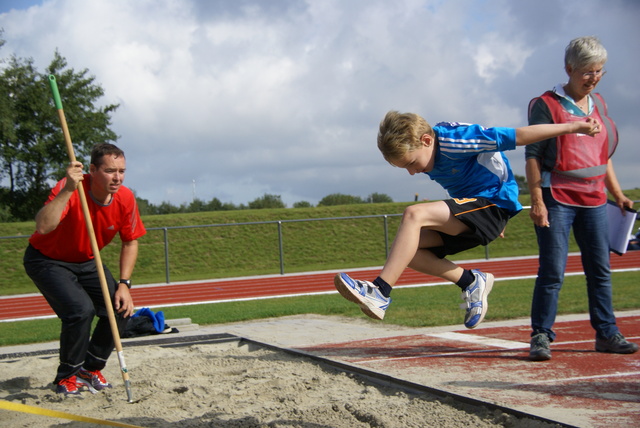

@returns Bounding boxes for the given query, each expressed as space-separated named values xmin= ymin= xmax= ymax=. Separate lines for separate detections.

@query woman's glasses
xmin=582 ymin=69 xmax=606 ymax=79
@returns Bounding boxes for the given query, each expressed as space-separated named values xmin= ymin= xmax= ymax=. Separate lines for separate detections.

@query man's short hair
xmin=91 ymin=143 xmax=125 ymax=167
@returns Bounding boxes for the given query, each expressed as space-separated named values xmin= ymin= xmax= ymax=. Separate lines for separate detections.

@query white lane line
xmin=510 ymin=371 xmax=640 ymax=387
xmin=427 ymin=332 xmax=528 ymax=349
xmin=353 ymin=334 xmax=640 ymax=365
xmin=355 ymin=348 xmax=505 ymax=364
xmin=355 ymin=333 xmax=527 ymax=364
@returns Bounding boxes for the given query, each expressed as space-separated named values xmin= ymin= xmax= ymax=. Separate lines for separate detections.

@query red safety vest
xmin=532 ymin=91 xmax=618 ymax=207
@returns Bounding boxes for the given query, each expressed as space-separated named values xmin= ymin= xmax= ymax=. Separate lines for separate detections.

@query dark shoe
xmin=529 ymin=333 xmax=551 ymax=361
xmin=595 ymin=333 xmax=639 ymax=354
xmin=56 ymin=376 xmax=82 ymax=397
xmin=77 ymin=368 xmax=112 ymax=392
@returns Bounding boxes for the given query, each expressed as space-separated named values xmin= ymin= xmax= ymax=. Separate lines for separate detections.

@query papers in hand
xmin=606 ymin=200 xmax=638 ymax=255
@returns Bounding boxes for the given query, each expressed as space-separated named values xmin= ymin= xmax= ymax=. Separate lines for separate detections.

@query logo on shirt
xmin=107 ymin=225 xmax=115 ymax=230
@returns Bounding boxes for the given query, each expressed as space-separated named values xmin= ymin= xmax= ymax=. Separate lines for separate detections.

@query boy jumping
xmin=334 ymin=111 xmax=601 ymax=328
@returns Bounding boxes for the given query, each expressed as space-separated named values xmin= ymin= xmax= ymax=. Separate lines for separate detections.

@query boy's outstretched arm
xmin=515 ymin=118 xmax=600 ymax=146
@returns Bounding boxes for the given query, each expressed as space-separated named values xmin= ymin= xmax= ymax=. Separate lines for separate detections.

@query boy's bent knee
xmin=402 ymin=201 xmax=448 ymax=226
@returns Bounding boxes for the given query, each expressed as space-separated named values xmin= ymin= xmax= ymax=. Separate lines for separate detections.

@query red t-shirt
xmin=29 ymin=174 xmax=146 ymax=263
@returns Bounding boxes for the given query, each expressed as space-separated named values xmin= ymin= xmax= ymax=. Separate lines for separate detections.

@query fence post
xmin=163 ymin=227 xmax=170 ymax=283
xmin=383 ymin=215 xmax=390 ymax=258
xmin=278 ymin=221 xmax=285 ymax=275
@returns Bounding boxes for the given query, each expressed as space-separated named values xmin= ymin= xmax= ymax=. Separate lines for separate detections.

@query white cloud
xmin=472 ymin=36 xmax=534 ymax=83
xmin=1 ymin=0 xmax=638 ymax=208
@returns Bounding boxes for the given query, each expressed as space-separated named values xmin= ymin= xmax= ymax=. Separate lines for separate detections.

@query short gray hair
xmin=564 ymin=36 xmax=607 ymax=70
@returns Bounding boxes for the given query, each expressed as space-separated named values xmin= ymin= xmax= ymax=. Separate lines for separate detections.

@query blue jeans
xmin=531 ymin=189 xmax=618 ymax=342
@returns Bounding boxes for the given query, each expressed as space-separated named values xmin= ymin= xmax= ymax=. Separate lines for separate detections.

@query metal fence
xmin=3 ymin=203 xmax=637 ymax=288
xmin=1 ymin=212 xmax=497 ymax=285
xmin=147 ymin=213 xmax=409 ymax=282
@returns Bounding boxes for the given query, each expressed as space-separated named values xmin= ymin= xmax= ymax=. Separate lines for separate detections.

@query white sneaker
xmin=334 ymin=273 xmax=391 ymax=320
xmin=460 ymin=270 xmax=494 ymax=329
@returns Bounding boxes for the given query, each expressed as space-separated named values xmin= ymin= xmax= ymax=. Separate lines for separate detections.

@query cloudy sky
xmin=1 ymin=0 xmax=638 ymax=207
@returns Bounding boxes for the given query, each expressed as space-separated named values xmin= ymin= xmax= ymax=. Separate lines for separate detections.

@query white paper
xmin=606 ymin=200 xmax=638 ymax=255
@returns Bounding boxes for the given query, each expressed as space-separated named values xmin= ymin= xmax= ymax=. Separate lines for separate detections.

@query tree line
xmin=0 ymin=32 xmax=528 ymax=222
xmin=134 ymin=192 xmax=395 ymax=216
xmin=0 ymin=34 xmax=395 ymax=222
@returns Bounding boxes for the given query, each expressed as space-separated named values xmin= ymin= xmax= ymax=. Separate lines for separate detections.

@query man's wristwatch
xmin=119 ymin=279 xmax=132 ymax=289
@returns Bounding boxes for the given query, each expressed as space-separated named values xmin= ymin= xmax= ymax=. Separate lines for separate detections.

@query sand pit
xmin=0 ymin=336 xmax=560 ymax=428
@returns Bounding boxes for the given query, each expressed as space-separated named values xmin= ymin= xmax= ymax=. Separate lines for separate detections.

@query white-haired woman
xmin=525 ymin=36 xmax=637 ymax=361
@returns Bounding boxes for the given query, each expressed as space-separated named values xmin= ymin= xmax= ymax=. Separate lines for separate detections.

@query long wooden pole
xmin=48 ymin=75 xmax=133 ymax=403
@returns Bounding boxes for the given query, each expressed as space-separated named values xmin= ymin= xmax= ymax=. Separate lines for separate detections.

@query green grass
xmin=3 ymin=188 xmax=639 ymax=295
xmin=3 ymin=203 xmax=413 ymax=294
xmin=1 ymin=271 xmax=638 ymax=347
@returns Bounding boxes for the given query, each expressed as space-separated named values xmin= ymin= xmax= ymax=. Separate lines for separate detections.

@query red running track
xmin=2 ymin=251 xmax=639 ymax=322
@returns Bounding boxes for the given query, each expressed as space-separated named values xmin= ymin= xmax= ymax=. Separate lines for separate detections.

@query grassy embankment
xmin=1 ymin=190 xmax=639 ymax=346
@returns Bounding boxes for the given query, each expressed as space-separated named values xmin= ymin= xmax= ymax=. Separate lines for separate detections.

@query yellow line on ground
xmin=0 ymin=400 xmax=143 ymax=428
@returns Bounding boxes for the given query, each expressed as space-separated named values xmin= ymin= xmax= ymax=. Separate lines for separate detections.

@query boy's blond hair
xmin=377 ymin=111 xmax=434 ymax=163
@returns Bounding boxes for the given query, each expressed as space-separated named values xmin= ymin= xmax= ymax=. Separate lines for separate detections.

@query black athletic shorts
xmin=430 ymin=197 xmax=513 ymax=258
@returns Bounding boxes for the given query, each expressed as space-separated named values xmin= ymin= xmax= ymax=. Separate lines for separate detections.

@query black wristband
xmin=119 ymin=279 xmax=132 ymax=289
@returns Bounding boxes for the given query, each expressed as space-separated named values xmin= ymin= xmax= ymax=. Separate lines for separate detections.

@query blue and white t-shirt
xmin=427 ymin=122 xmax=522 ymax=216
